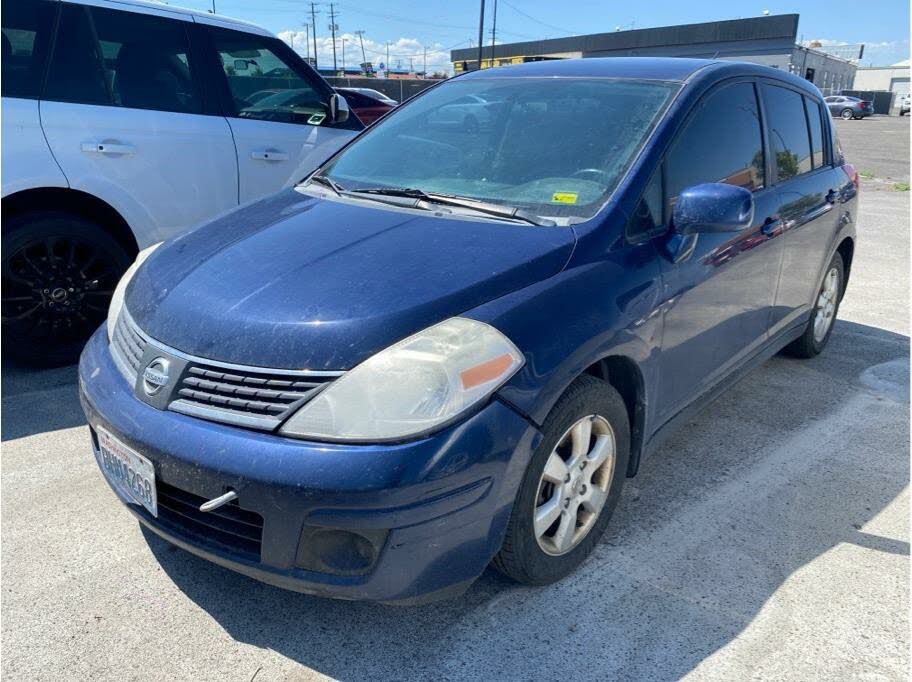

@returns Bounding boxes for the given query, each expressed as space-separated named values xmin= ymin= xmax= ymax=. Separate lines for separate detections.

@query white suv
xmin=2 ymin=0 xmax=360 ymax=364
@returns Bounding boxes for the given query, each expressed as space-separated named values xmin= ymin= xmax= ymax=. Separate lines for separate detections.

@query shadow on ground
xmin=120 ymin=320 xmax=909 ymax=680
xmin=1 ymin=320 xmax=907 ymax=679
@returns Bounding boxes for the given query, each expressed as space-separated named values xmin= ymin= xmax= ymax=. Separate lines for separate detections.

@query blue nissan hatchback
xmin=79 ymin=58 xmax=858 ymax=604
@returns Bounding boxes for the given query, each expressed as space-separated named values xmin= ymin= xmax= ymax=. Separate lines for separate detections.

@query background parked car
xmin=333 ymin=87 xmax=397 ymax=125
xmin=424 ymin=93 xmax=503 ymax=132
xmin=900 ymin=95 xmax=911 ymax=116
xmin=1 ymin=0 xmax=361 ymax=365
xmin=338 ymin=87 xmax=398 ymax=106
xmin=824 ymin=95 xmax=873 ymax=119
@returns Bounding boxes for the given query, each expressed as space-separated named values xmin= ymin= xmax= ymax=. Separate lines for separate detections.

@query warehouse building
xmin=451 ymin=14 xmax=856 ymax=95
xmin=851 ymin=60 xmax=910 ymax=106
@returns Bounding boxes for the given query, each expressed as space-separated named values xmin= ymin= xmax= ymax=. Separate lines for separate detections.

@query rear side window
xmin=804 ymin=97 xmax=826 ymax=168
xmin=761 ymin=84 xmax=813 ymax=182
xmin=1 ymin=0 xmax=57 ymax=99
xmin=665 ymin=82 xmax=765 ymax=215
xmin=44 ymin=4 xmax=203 ymax=114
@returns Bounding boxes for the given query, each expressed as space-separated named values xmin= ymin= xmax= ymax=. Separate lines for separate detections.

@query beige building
xmin=852 ymin=59 xmax=910 ymax=103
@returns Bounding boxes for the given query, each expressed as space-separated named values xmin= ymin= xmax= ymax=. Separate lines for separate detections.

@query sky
xmin=167 ymin=0 xmax=911 ymax=74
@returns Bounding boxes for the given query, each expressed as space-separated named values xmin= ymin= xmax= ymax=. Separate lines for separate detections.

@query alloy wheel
xmin=533 ymin=414 xmax=616 ymax=556
xmin=1 ymin=236 xmax=119 ymax=347
xmin=813 ymin=266 xmax=839 ymax=343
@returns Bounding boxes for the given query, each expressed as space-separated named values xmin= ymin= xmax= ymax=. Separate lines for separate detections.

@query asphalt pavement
xmin=1 ymin=119 xmax=909 ymax=681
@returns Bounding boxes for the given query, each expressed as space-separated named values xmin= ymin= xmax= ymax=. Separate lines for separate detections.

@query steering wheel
xmin=571 ymin=168 xmax=613 ymax=183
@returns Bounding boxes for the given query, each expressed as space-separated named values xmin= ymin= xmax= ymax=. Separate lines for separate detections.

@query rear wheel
xmin=841 ymin=108 xmax=855 ymax=120
xmin=784 ymin=252 xmax=844 ymax=359
xmin=2 ymin=212 xmax=131 ymax=366
xmin=492 ymin=375 xmax=629 ymax=585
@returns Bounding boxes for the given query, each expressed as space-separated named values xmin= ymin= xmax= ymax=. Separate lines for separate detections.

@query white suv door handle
xmin=250 ymin=149 xmax=289 ymax=162
xmin=81 ymin=141 xmax=136 ymax=156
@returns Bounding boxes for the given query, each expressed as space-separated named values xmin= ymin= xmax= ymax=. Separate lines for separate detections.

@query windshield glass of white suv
xmin=318 ymin=77 xmax=678 ymax=221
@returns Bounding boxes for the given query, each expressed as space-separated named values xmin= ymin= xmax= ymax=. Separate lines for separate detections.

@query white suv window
xmin=210 ymin=27 xmax=328 ymax=126
xmin=44 ymin=3 xmax=203 ymax=114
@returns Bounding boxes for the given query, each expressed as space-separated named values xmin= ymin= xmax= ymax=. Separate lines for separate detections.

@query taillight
xmin=842 ymin=163 xmax=859 ymax=191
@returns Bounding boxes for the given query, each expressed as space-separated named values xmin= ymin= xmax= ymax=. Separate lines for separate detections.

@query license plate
xmin=95 ymin=426 xmax=158 ymax=517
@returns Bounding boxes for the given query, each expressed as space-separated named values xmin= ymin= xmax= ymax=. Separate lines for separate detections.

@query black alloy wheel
xmin=2 ymin=212 xmax=132 ymax=366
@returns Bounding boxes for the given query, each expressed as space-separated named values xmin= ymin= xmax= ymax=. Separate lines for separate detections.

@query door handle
xmin=761 ymin=217 xmax=782 ymax=236
xmin=250 ymin=149 xmax=289 ymax=161
xmin=81 ymin=141 xmax=135 ymax=156
xmin=825 ymin=188 xmax=837 ymax=204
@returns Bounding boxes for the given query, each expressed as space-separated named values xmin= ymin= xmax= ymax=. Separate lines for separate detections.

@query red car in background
xmin=334 ymin=87 xmax=397 ymax=125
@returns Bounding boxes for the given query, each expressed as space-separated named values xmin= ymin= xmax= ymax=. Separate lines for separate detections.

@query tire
xmin=841 ymin=108 xmax=855 ymax=120
xmin=492 ymin=375 xmax=630 ymax=585
xmin=2 ymin=211 xmax=132 ymax=366
xmin=783 ymin=252 xmax=845 ymax=359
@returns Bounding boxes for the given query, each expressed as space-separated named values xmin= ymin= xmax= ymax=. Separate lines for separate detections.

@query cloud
xmin=277 ymin=30 xmax=453 ymax=74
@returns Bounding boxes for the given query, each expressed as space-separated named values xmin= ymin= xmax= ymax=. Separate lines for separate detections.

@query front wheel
xmin=841 ymin=108 xmax=855 ymax=120
xmin=1 ymin=211 xmax=132 ymax=366
xmin=783 ymin=252 xmax=844 ymax=358
xmin=492 ymin=375 xmax=630 ymax=585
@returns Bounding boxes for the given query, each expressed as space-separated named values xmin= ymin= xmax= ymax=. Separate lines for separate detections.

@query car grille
xmin=171 ymin=364 xmax=335 ymax=430
xmin=110 ymin=307 xmax=342 ymax=431
xmin=110 ymin=310 xmax=148 ymax=385
xmin=155 ymin=480 xmax=264 ymax=561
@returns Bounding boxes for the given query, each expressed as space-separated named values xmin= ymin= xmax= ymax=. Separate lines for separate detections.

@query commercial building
xmin=851 ymin=60 xmax=910 ymax=104
xmin=451 ymin=14 xmax=856 ymax=95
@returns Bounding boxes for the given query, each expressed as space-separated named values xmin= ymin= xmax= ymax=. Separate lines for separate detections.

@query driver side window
xmin=209 ymin=27 xmax=326 ymax=126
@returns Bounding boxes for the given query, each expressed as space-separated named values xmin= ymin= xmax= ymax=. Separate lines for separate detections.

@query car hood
xmin=126 ymin=190 xmax=575 ymax=370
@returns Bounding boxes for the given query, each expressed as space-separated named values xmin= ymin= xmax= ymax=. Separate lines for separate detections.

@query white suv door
xmin=38 ymin=2 xmax=238 ymax=246
xmin=201 ymin=23 xmax=360 ymax=203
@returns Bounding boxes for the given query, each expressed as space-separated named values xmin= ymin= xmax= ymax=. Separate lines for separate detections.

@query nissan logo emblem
xmin=142 ymin=358 xmax=170 ymax=396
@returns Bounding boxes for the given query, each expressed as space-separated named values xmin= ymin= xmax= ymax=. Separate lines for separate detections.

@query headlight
xmin=280 ymin=317 xmax=524 ymax=442
xmin=106 ymin=242 xmax=162 ymax=342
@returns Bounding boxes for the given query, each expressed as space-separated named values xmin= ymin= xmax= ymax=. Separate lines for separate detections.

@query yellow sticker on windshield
xmin=551 ymin=192 xmax=578 ymax=204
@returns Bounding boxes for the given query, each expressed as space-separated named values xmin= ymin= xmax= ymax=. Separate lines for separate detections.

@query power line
xmin=498 ymin=0 xmax=578 ymax=36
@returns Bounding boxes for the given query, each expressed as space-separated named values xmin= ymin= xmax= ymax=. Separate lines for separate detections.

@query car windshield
xmin=317 ymin=77 xmax=678 ymax=222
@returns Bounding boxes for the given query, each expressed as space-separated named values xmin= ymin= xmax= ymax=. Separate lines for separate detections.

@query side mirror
xmin=329 ymin=93 xmax=350 ymax=124
xmin=233 ymin=59 xmax=250 ymax=72
xmin=672 ymin=183 xmax=754 ymax=234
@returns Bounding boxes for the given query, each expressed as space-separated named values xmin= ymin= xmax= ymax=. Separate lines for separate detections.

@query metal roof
xmin=456 ymin=57 xmax=718 ymax=81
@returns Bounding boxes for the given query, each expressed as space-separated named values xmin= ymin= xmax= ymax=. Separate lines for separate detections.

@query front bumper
xmin=79 ymin=327 xmax=540 ymax=604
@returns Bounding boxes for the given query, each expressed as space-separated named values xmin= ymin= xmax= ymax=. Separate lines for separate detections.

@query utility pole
xmin=341 ymin=38 xmax=346 ymax=73
xmin=476 ymin=0 xmax=485 ymax=70
xmin=386 ymin=42 xmax=391 ymax=78
xmin=490 ymin=0 xmax=497 ymax=66
xmin=423 ymin=47 xmax=427 ymax=78
xmin=303 ymin=22 xmax=310 ymax=63
xmin=309 ymin=3 xmax=319 ymax=69
xmin=355 ymin=30 xmax=367 ymax=72
xmin=409 ymin=56 xmax=414 ymax=74
xmin=328 ymin=3 xmax=338 ymax=73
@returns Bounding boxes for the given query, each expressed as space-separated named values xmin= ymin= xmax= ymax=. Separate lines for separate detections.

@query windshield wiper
xmin=307 ymin=173 xmax=345 ymax=196
xmin=348 ymin=187 xmax=556 ymax=227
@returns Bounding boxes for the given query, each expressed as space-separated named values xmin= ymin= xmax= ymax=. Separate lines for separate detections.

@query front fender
xmin=467 ymin=240 xmax=663 ymax=433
